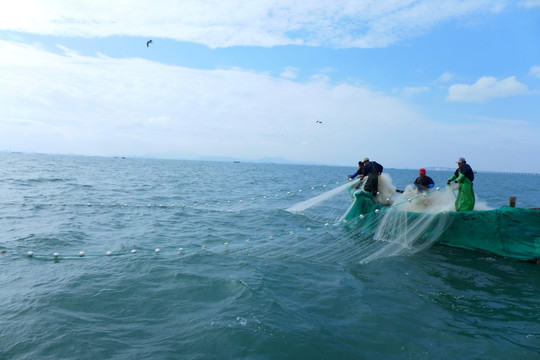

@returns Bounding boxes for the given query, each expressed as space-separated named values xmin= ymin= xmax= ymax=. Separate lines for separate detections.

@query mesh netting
xmin=285 ymin=174 xmax=540 ymax=263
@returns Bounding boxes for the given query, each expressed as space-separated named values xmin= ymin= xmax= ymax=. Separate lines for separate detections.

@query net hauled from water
xmin=280 ymin=174 xmax=540 ymax=264
xmin=267 ymin=174 xmax=457 ymax=264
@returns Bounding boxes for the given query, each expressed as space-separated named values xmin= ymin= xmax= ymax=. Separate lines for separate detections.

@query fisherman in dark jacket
xmin=414 ymin=168 xmax=434 ymax=192
xmin=359 ymin=157 xmax=383 ymax=196
xmin=348 ymin=161 xmax=365 ymax=181
xmin=447 ymin=157 xmax=475 ymax=211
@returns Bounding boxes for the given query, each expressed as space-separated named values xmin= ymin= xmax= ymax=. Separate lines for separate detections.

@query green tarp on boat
xmin=343 ymin=191 xmax=540 ymax=261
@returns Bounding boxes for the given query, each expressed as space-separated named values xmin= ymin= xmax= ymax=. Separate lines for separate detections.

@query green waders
xmin=447 ymin=173 xmax=475 ymax=211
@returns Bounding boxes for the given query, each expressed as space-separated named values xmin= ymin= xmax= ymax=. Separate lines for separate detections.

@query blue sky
xmin=0 ymin=0 xmax=539 ymax=172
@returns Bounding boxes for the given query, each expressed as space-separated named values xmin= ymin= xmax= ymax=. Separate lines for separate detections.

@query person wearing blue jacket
xmin=348 ymin=161 xmax=365 ymax=181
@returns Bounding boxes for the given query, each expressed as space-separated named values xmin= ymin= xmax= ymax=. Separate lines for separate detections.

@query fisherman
xmin=348 ymin=161 xmax=365 ymax=181
xmin=414 ymin=168 xmax=434 ymax=192
xmin=359 ymin=157 xmax=383 ymax=196
xmin=447 ymin=157 xmax=475 ymax=211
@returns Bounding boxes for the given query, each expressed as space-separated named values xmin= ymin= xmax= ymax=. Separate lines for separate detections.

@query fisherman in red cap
xmin=414 ymin=168 xmax=434 ymax=192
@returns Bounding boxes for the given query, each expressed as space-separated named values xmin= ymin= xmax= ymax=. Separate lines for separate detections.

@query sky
xmin=0 ymin=0 xmax=539 ymax=173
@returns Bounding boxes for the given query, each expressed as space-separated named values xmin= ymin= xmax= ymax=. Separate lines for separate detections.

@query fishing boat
xmin=342 ymin=186 xmax=540 ymax=262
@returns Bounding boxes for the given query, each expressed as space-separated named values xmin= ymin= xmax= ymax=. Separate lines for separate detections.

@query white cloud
xmin=402 ymin=86 xmax=430 ymax=97
xmin=446 ymin=76 xmax=528 ymax=102
xmin=0 ymin=40 xmax=418 ymax=164
xmin=1 ymin=40 xmax=538 ymax=172
xmin=280 ymin=67 xmax=299 ymax=79
xmin=530 ymin=65 xmax=540 ymax=78
xmin=0 ymin=0 xmax=509 ymax=48
xmin=518 ymin=0 xmax=540 ymax=8
xmin=438 ymin=72 xmax=455 ymax=82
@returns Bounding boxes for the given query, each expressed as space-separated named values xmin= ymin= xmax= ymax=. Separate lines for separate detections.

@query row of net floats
xmin=1 ymin=186 xmax=444 ymax=260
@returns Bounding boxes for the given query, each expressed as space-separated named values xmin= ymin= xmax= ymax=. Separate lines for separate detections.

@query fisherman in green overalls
xmin=447 ymin=157 xmax=475 ymax=211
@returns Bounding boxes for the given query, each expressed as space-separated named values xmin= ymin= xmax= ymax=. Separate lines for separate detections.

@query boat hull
xmin=344 ymin=191 xmax=540 ymax=261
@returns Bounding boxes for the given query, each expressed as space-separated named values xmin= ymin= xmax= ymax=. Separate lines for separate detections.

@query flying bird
xmin=316 ymin=121 xmax=323 ymax=124
xmin=146 ymin=40 xmax=153 ymax=47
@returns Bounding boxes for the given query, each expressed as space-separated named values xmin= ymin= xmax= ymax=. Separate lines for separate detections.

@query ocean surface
xmin=1 ymin=153 xmax=539 ymax=360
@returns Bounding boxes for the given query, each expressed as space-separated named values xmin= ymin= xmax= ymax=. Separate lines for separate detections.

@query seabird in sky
xmin=146 ymin=40 xmax=153 ymax=47
xmin=316 ymin=121 xmax=323 ymax=124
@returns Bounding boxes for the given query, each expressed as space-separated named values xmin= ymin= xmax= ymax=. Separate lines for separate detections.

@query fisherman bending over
xmin=414 ymin=168 xmax=434 ymax=192
xmin=359 ymin=157 xmax=383 ymax=196
xmin=348 ymin=161 xmax=365 ymax=180
xmin=447 ymin=157 xmax=475 ymax=211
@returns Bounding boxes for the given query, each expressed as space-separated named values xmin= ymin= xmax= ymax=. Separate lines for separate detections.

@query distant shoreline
xmin=1 ymin=151 xmax=538 ymax=175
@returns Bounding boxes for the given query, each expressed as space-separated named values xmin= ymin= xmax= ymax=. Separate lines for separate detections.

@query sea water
xmin=1 ymin=153 xmax=539 ymax=360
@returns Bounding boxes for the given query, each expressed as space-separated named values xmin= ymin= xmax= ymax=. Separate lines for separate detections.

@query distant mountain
xmin=255 ymin=157 xmax=323 ymax=165
xmin=250 ymin=157 xmax=296 ymax=164
xmin=425 ymin=167 xmax=455 ymax=171
xmin=198 ymin=155 xmax=237 ymax=162
xmin=197 ymin=156 xmax=321 ymax=165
